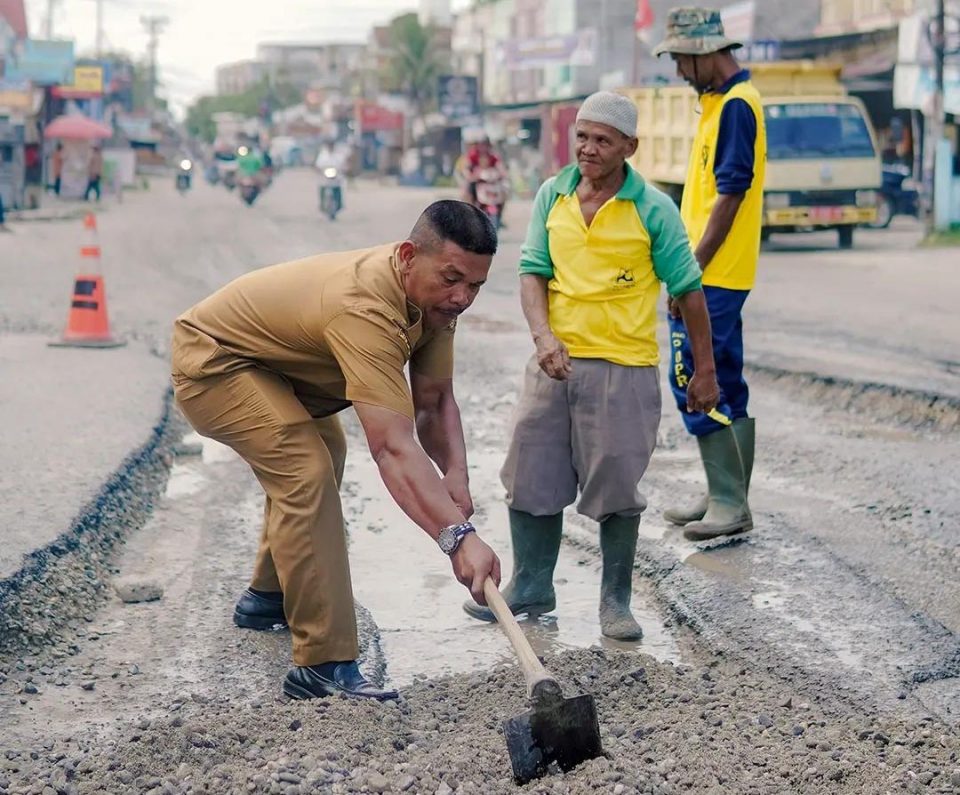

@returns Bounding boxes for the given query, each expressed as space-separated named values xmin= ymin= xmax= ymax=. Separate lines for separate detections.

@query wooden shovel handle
xmin=483 ymin=577 xmax=562 ymax=701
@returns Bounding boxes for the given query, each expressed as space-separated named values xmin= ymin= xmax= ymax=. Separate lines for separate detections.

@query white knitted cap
xmin=575 ymin=91 xmax=638 ymax=138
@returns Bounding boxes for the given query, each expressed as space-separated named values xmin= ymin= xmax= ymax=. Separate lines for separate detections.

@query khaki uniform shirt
xmin=171 ymin=243 xmax=454 ymax=419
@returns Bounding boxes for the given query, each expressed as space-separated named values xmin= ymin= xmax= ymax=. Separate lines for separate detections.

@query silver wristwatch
xmin=437 ymin=521 xmax=476 ymax=555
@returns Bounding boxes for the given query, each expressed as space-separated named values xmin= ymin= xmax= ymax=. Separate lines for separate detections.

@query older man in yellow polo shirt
xmin=172 ymin=201 xmax=501 ymax=701
xmin=463 ymin=92 xmax=720 ymax=641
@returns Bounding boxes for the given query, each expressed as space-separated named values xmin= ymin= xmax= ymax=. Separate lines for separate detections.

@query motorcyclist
xmin=315 ymin=143 xmax=346 ymax=212
xmin=237 ymin=146 xmax=265 ymax=185
xmin=462 ymin=137 xmax=508 ymax=225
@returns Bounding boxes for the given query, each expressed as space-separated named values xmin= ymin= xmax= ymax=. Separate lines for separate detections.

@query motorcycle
xmin=473 ymin=167 xmax=508 ymax=230
xmin=238 ymin=175 xmax=260 ymax=206
xmin=318 ymin=166 xmax=344 ymax=220
xmin=175 ymin=159 xmax=192 ymax=194
xmin=865 ymin=164 xmax=920 ymax=230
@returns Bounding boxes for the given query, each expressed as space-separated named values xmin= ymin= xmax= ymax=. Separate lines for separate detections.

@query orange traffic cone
xmin=48 ymin=275 xmax=125 ymax=348
xmin=49 ymin=214 xmax=126 ymax=349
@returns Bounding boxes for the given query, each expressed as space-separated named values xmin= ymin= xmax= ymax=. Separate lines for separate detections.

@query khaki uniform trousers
xmin=172 ymin=367 xmax=359 ymax=667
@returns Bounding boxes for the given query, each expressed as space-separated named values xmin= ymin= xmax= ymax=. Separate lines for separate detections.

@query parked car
xmin=867 ymin=164 xmax=920 ymax=229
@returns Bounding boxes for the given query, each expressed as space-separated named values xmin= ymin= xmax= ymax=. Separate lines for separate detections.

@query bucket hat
xmin=653 ymin=7 xmax=743 ymax=57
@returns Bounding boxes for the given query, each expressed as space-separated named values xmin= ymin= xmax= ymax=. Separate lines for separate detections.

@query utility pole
xmin=95 ymin=0 xmax=104 ymax=58
xmin=140 ymin=15 xmax=169 ymax=113
xmin=924 ymin=0 xmax=946 ymax=234
xmin=44 ymin=0 xmax=59 ymax=38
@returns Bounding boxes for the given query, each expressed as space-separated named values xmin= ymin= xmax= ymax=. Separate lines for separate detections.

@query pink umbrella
xmin=44 ymin=115 xmax=113 ymax=140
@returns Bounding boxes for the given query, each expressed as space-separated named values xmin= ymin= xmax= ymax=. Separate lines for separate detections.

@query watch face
xmin=438 ymin=527 xmax=456 ymax=554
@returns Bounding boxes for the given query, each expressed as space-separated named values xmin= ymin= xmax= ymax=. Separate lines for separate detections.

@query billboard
xmin=500 ymin=29 xmax=597 ymax=70
xmin=52 ymin=65 xmax=105 ymax=98
xmin=4 ymin=39 xmax=74 ymax=85
xmin=357 ymin=101 xmax=404 ymax=132
xmin=0 ymin=78 xmax=33 ymax=112
xmin=437 ymin=75 xmax=478 ymax=119
xmin=894 ymin=11 xmax=960 ymax=115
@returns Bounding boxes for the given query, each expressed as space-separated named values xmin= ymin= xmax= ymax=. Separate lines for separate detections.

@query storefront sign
xmin=500 ymin=29 xmax=596 ymax=70
xmin=52 ymin=65 xmax=104 ymax=98
xmin=437 ymin=75 xmax=478 ymax=119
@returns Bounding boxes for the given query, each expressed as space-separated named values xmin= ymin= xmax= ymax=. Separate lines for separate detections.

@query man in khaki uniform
xmin=171 ymin=201 xmax=501 ymax=701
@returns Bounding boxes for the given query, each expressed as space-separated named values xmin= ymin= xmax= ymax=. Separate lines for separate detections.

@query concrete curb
xmin=0 ymin=388 xmax=181 ymax=660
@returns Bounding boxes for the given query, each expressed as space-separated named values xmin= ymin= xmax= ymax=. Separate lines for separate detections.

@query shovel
xmin=482 ymin=578 xmax=603 ymax=783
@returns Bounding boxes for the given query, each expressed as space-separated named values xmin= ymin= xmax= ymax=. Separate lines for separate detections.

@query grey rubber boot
xmin=599 ymin=514 xmax=643 ymax=641
xmin=683 ymin=426 xmax=752 ymax=542
xmin=463 ymin=509 xmax=562 ymax=621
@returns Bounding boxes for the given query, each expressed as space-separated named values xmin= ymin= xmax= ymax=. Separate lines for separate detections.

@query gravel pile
xmin=3 ymin=648 xmax=958 ymax=795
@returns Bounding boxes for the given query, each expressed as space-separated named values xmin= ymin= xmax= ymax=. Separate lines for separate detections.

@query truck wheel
xmin=838 ymin=226 xmax=854 ymax=249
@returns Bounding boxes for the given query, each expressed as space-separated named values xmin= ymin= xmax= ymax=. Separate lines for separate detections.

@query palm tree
xmin=382 ymin=13 xmax=448 ymax=119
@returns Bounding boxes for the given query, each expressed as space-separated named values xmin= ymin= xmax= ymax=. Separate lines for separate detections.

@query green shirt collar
xmin=553 ymin=162 xmax=646 ymax=200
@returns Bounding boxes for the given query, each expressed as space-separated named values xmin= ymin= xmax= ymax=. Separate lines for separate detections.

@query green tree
xmin=381 ymin=13 xmax=449 ymax=118
xmin=185 ymin=79 xmax=300 ymax=143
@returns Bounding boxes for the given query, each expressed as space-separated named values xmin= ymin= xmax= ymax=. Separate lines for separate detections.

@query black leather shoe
xmin=233 ymin=588 xmax=287 ymax=630
xmin=283 ymin=661 xmax=399 ymax=701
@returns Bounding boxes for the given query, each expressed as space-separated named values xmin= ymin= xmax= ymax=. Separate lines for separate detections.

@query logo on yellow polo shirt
xmin=615 ymin=268 xmax=635 ymax=288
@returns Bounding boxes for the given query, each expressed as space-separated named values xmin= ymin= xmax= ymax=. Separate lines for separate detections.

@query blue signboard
xmin=5 ymin=39 xmax=74 ymax=85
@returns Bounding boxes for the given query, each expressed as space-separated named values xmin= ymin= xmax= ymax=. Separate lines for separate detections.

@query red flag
xmin=635 ymin=0 xmax=654 ymax=31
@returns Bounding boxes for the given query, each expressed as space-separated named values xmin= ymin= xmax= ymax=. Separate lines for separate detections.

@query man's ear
xmin=397 ymin=240 xmax=416 ymax=273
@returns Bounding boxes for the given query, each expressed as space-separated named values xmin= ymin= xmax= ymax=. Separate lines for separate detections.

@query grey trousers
xmin=500 ymin=357 xmax=661 ymax=522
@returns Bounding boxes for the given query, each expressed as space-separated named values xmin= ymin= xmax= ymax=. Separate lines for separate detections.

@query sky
xmin=24 ymin=0 xmax=469 ymax=115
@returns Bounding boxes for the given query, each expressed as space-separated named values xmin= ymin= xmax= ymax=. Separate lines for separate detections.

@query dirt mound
xmin=5 ymin=648 xmax=958 ymax=795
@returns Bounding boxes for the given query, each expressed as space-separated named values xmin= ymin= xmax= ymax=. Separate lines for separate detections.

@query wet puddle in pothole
xmin=163 ymin=432 xmax=685 ymax=686
xmin=346 ymin=447 xmax=684 ymax=687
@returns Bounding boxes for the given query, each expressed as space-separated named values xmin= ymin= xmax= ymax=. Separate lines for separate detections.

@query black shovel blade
xmin=502 ymin=693 xmax=603 ymax=784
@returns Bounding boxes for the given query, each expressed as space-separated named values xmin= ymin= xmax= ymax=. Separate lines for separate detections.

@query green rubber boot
xmin=663 ymin=493 xmax=707 ymax=527
xmin=599 ymin=514 xmax=643 ymax=641
xmin=683 ymin=426 xmax=752 ymax=542
xmin=732 ymin=417 xmax=755 ymax=493
xmin=665 ymin=416 xmax=756 ymax=526
xmin=463 ymin=509 xmax=561 ymax=622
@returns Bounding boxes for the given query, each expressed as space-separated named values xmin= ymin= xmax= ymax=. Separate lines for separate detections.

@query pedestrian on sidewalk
xmin=171 ymin=201 xmax=501 ymax=702
xmin=462 ymin=91 xmax=720 ymax=641
xmin=84 ymin=146 xmax=103 ymax=202
xmin=0 ymin=191 xmax=8 ymax=231
xmin=654 ymin=8 xmax=767 ymax=542
xmin=50 ymin=143 xmax=64 ymax=196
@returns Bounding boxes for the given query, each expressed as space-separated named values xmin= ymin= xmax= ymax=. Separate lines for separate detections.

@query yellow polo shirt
xmin=519 ymin=164 xmax=702 ymax=367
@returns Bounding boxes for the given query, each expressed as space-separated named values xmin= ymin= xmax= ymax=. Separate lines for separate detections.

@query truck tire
xmin=838 ymin=226 xmax=854 ymax=249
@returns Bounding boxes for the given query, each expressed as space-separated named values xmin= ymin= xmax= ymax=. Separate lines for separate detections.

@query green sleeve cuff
xmin=518 ymin=178 xmax=558 ymax=278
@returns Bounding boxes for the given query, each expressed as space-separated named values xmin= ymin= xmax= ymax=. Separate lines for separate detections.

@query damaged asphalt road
xmin=1 ymin=176 xmax=958 ymax=793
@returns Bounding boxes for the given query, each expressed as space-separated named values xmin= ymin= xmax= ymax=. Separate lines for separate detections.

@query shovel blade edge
xmin=503 ymin=694 xmax=603 ymax=784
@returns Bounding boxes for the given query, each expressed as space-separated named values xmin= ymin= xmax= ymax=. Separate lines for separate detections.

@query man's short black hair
xmin=410 ymin=200 xmax=498 ymax=256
